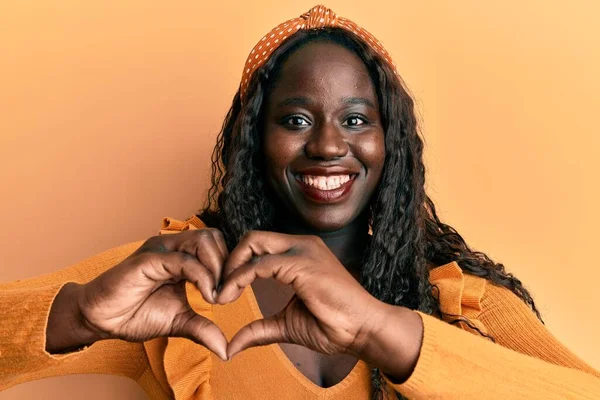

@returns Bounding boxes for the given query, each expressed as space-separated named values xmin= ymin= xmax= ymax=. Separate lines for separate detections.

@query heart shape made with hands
xmin=176 ymin=229 xmax=383 ymax=362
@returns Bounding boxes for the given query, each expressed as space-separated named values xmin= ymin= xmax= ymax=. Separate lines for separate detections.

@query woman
xmin=1 ymin=5 xmax=599 ymax=399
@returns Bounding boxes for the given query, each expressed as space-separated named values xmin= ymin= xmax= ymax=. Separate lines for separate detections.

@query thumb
xmin=170 ymin=310 xmax=229 ymax=361
xmin=227 ymin=314 xmax=288 ymax=359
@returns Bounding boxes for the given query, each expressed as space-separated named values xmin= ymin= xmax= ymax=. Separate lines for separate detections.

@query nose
xmin=305 ymin=122 xmax=349 ymax=160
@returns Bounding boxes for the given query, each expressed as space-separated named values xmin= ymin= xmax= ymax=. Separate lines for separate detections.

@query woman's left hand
xmin=216 ymin=230 xmax=388 ymax=359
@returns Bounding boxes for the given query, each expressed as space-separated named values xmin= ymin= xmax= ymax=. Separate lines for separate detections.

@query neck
xmin=273 ymin=211 xmax=371 ymax=279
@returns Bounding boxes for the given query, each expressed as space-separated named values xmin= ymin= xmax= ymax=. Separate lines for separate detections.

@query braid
xmin=199 ymin=27 xmax=541 ymax=400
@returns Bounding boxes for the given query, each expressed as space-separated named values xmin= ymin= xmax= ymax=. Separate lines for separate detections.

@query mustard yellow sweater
xmin=1 ymin=215 xmax=599 ymax=399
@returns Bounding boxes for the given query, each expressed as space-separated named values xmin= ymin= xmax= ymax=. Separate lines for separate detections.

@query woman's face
xmin=262 ymin=41 xmax=385 ymax=231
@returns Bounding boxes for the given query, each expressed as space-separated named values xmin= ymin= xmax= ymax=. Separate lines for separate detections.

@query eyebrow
xmin=275 ymin=97 xmax=313 ymax=108
xmin=275 ymin=96 xmax=377 ymax=109
xmin=342 ymin=96 xmax=377 ymax=110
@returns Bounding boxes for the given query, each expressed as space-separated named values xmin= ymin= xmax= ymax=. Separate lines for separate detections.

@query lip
xmin=294 ymin=174 xmax=357 ymax=204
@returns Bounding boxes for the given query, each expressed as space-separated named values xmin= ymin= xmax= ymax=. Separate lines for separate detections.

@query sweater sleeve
xmin=388 ymin=266 xmax=600 ymax=399
xmin=479 ymin=283 xmax=600 ymax=378
xmin=0 ymin=240 xmax=153 ymax=392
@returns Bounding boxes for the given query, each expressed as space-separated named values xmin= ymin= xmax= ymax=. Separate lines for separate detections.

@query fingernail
xmin=212 ymin=290 xmax=218 ymax=302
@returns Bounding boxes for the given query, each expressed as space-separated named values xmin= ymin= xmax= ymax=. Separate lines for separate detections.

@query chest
xmin=279 ymin=343 xmax=358 ymax=387
xmin=208 ymin=282 xmax=373 ymax=400
xmin=251 ymin=279 xmax=359 ymax=388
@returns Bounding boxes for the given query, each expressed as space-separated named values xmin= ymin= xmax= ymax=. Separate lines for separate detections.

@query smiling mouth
xmin=297 ymin=174 xmax=353 ymax=190
xmin=294 ymin=174 xmax=358 ymax=203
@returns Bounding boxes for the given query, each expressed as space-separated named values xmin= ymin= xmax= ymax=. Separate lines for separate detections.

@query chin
xmin=299 ymin=210 xmax=359 ymax=232
xmin=308 ymin=220 xmax=348 ymax=232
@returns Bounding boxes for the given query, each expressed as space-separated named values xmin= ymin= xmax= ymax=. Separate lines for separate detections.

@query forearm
xmin=353 ymin=302 xmax=423 ymax=383
xmin=356 ymin=307 xmax=600 ymax=399
xmin=46 ymin=282 xmax=102 ymax=353
xmin=1 ymin=282 xmax=148 ymax=391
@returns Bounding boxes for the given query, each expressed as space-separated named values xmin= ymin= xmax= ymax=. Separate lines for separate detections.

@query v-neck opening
xmin=243 ymin=284 xmax=367 ymax=396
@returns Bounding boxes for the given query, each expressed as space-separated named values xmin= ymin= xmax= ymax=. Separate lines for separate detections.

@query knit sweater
xmin=1 ymin=215 xmax=599 ymax=399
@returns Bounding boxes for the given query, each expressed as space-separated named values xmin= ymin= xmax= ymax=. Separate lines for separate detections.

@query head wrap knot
xmin=302 ymin=5 xmax=338 ymax=29
xmin=239 ymin=4 xmax=398 ymax=101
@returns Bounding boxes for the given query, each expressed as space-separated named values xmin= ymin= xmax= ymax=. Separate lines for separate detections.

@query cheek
xmin=354 ymin=132 xmax=386 ymax=175
xmin=263 ymin=131 xmax=304 ymax=181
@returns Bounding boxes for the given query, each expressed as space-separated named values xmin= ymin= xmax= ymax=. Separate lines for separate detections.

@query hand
xmin=71 ymin=229 xmax=229 ymax=359
xmin=215 ymin=231 xmax=386 ymax=359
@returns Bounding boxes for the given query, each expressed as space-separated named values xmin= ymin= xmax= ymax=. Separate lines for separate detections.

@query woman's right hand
xmin=47 ymin=229 xmax=229 ymax=360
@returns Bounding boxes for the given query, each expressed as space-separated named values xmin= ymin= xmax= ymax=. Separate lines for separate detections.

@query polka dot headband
xmin=239 ymin=4 xmax=398 ymax=101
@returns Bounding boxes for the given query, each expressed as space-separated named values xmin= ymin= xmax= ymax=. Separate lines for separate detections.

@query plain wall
xmin=1 ymin=1 xmax=598 ymax=398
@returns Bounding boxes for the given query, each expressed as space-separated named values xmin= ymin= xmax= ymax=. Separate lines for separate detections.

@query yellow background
xmin=1 ymin=1 xmax=598 ymax=398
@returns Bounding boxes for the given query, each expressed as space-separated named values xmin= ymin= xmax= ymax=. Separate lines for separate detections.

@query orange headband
xmin=239 ymin=4 xmax=398 ymax=100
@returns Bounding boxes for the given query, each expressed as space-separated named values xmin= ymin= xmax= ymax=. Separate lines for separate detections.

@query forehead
xmin=269 ymin=41 xmax=376 ymax=101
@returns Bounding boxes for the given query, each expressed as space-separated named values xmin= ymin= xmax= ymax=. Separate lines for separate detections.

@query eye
xmin=343 ymin=115 xmax=367 ymax=127
xmin=282 ymin=115 xmax=311 ymax=128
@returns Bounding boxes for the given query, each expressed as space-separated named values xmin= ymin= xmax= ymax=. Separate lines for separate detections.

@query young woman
xmin=1 ymin=5 xmax=599 ymax=399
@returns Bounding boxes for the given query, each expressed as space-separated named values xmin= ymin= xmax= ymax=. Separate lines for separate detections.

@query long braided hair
xmin=199 ymin=27 xmax=542 ymax=399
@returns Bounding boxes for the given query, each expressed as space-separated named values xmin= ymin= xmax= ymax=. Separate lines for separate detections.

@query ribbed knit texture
xmin=0 ymin=240 xmax=171 ymax=399
xmin=1 ymin=216 xmax=598 ymax=399
xmin=392 ymin=312 xmax=600 ymax=399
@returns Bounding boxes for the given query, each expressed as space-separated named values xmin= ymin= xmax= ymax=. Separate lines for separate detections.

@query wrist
xmin=353 ymin=300 xmax=424 ymax=383
xmin=46 ymin=282 xmax=103 ymax=354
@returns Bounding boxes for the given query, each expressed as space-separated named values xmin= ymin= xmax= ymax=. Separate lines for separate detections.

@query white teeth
xmin=299 ymin=175 xmax=351 ymax=190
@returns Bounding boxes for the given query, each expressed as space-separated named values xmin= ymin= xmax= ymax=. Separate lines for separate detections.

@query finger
xmin=161 ymin=228 xmax=225 ymax=297
xmin=171 ymin=230 xmax=225 ymax=295
xmin=227 ymin=314 xmax=287 ymax=359
xmin=171 ymin=309 xmax=229 ymax=361
xmin=206 ymin=228 xmax=229 ymax=289
xmin=150 ymin=251 xmax=217 ymax=304
xmin=208 ymin=228 xmax=229 ymax=262
xmin=223 ymin=231 xmax=298 ymax=280
xmin=217 ymin=253 xmax=295 ymax=304
xmin=159 ymin=228 xmax=226 ymax=264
